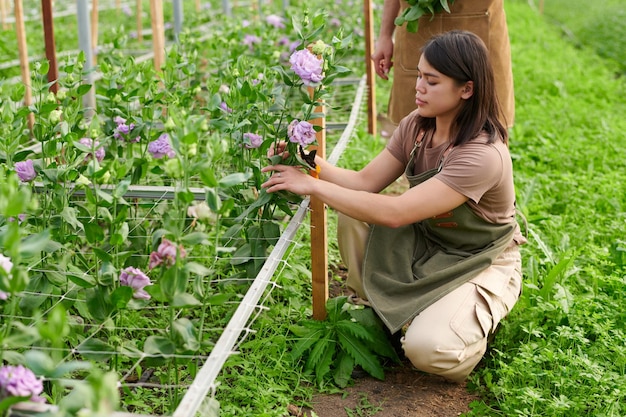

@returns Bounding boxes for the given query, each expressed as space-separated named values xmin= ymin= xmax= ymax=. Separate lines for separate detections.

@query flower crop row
xmin=0 ymin=7 xmax=356 ymax=415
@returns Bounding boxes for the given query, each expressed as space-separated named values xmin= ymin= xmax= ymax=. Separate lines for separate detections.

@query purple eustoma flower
xmin=15 ymin=160 xmax=36 ymax=182
xmin=148 ymin=238 xmax=187 ymax=270
xmin=288 ymin=120 xmax=317 ymax=146
xmin=78 ymin=138 xmax=105 ymax=162
xmin=266 ymin=14 xmax=286 ymax=29
xmin=243 ymin=34 xmax=262 ymax=50
xmin=119 ymin=267 xmax=152 ymax=300
xmin=289 ymin=49 xmax=324 ymax=86
xmin=0 ymin=365 xmax=45 ymax=403
xmin=220 ymin=102 xmax=233 ymax=113
xmin=148 ymin=133 xmax=176 ymax=159
xmin=113 ymin=116 xmax=138 ymax=142
xmin=243 ymin=132 xmax=263 ymax=149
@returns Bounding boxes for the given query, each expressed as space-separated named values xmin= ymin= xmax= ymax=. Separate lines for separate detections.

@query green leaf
xmin=61 ymin=206 xmax=84 ymax=231
xmin=76 ymin=338 xmax=115 ymax=362
xmin=333 ymin=351 xmax=355 ymax=388
xmin=315 ymin=340 xmax=336 ymax=385
xmin=207 ymin=293 xmax=232 ymax=306
xmin=144 ymin=336 xmax=176 ymax=357
xmin=180 ymin=232 xmax=210 ymax=245
xmin=218 ymin=172 xmax=251 ymax=188
xmin=289 ymin=324 xmax=327 ymax=360
xmin=337 ymin=332 xmax=384 ymax=380
xmin=172 ymin=292 xmax=201 ymax=308
xmin=18 ymin=231 xmax=52 ymax=258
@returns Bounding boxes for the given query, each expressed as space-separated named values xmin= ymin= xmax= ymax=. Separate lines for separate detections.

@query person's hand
xmin=267 ymin=141 xmax=290 ymax=160
xmin=371 ymin=37 xmax=394 ymax=80
xmin=261 ymin=164 xmax=315 ymax=196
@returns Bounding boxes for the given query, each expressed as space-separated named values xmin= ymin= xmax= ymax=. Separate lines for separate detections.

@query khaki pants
xmin=337 ymin=213 xmax=522 ymax=382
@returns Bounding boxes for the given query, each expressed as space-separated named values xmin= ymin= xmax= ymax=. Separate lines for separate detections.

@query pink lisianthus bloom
xmin=148 ymin=133 xmax=176 ymax=159
xmin=289 ymin=49 xmax=324 ymax=86
xmin=220 ymin=102 xmax=233 ymax=113
xmin=78 ymin=137 xmax=105 ymax=162
xmin=243 ymin=34 xmax=262 ymax=49
xmin=0 ymin=365 xmax=45 ymax=403
xmin=243 ymin=132 xmax=263 ymax=149
xmin=288 ymin=120 xmax=317 ymax=146
xmin=15 ymin=160 xmax=36 ymax=182
xmin=119 ymin=266 xmax=152 ymax=300
xmin=148 ymin=238 xmax=187 ymax=270
xmin=265 ymin=14 xmax=286 ymax=29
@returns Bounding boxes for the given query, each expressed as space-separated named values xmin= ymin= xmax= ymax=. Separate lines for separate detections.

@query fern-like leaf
xmin=333 ymin=351 xmax=355 ymax=388
xmin=289 ymin=325 xmax=327 ymax=361
xmin=335 ymin=320 xmax=376 ymax=343
xmin=305 ymin=336 xmax=334 ymax=374
xmin=337 ymin=331 xmax=385 ymax=380
xmin=315 ymin=340 xmax=337 ymax=386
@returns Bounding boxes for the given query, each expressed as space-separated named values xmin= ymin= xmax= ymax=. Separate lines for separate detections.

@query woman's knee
xmin=401 ymin=320 xmax=487 ymax=381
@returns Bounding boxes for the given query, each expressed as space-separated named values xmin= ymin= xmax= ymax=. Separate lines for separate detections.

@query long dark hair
xmin=418 ymin=30 xmax=508 ymax=146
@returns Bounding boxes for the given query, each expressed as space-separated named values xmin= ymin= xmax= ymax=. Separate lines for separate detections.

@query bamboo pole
xmin=136 ymin=0 xmax=143 ymax=43
xmin=90 ymin=0 xmax=98 ymax=65
xmin=14 ymin=0 xmax=34 ymax=129
xmin=41 ymin=0 xmax=58 ymax=94
xmin=308 ymin=85 xmax=328 ymax=321
xmin=149 ymin=0 xmax=165 ymax=73
xmin=364 ymin=0 xmax=377 ymax=135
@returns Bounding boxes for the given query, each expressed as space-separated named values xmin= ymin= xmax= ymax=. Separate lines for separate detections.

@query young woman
xmin=262 ymin=30 xmax=525 ymax=382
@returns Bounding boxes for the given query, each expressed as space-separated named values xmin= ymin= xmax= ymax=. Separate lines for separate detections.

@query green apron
xmin=362 ymin=140 xmax=515 ymax=333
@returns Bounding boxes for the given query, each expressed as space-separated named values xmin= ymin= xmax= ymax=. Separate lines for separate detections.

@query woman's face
xmin=414 ymin=55 xmax=471 ymax=121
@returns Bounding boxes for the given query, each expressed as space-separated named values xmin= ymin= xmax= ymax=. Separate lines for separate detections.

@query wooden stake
xmin=364 ymin=0 xmax=377 ymax=135
xmin=308 ymin=84 xmax=328 ymax=321
xmin=195 ymin=0 xmax=201 ymax=13
xmin=41 ymin=0 xmax=58 ymax=94
xmin=90 ymin=0 xmax=98 ymax=65
xmin=136 ymin=0 xmax=143 ymax=43
xmin=150 ymin=0 xmax=165 ymax=74
xmin=14 ymin=0 xmax=34 ymax=129
xmin=0 ymin=0 xmax=9 ymax=30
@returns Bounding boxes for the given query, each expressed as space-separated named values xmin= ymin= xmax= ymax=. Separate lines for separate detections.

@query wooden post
xmin=90 ymin=0 xmax=98 ymax=65
xmin=136 ymin=0 xmax=143 ymax=43
xmin=308 ymin=82 xmax=328 ymax=321
xmin=0 ymin=0 xmax=9 ymax=30
xmin=150 ymin=0 xmax=165 ymax=74
xmin=14 ymin=0 xmax=34 ymax=129
xmin=195 ymin=0 xmax=201 ymax=13
xmin=364 ymin=0 xmax=377 ymax=135
xmin=41 ymin=0 xmax=58 ymax=94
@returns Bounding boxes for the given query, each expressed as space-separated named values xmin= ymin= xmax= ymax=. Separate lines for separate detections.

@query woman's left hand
xmin=261 ymin=164 xmax=315 ymax=196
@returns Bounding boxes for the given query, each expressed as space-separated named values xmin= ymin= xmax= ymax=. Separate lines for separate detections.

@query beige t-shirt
xmin=386 ymin=111 xmax=517 ymax=226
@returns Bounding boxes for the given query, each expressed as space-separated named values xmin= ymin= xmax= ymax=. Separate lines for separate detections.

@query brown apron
xmin=389 ymin=0 xmax=515 ymax=128
xmin=361 ymin=137 xmax=515 ymax=333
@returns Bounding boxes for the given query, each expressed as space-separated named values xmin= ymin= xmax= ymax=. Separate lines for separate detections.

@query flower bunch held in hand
xmin=0 ymin=365 xmax=45 ymax=403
